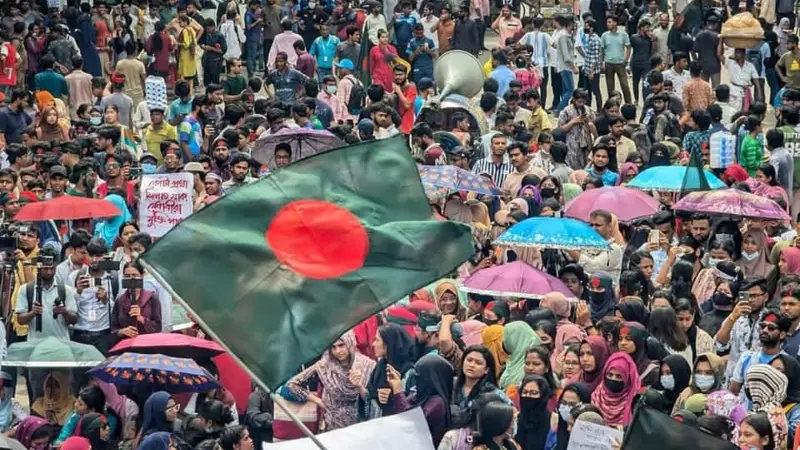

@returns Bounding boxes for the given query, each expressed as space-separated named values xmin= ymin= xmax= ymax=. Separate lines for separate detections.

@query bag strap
xmin=640 ymin=363 xmax=658 ymax=381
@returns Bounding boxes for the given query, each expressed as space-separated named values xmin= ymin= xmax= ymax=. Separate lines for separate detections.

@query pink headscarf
xmin=541 ymin=292 xmax=570 ymax=319
xmin=615 ymin=162 xmax=639 ymax=186
xmin=590 ymin=352 xmax=642 ymax=427
xmin=782 ymin=247 xmax=800 ymax=275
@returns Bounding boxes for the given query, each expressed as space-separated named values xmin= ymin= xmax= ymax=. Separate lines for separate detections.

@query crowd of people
xmin=4 ymin=0 xmax=800 ymax=450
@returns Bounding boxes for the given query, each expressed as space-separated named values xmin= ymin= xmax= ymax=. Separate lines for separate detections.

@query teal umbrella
xmin=5 ymin=337 xmax=105 ymax=368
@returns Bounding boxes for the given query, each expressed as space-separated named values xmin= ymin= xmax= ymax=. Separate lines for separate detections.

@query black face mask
xmin=605 ymin=378 xmax=625 ymax=393
xmin=540 ymin=187 xmax=556 ymax=198
xmin=680 ymin=253 xmax=697 ymax=264
xmin=589 ymin=290 xmax=606 ymax=305
xmin=520 ymin=396 xmax=547 ymax=413
xmin=712 ymin=292 xmax=733 ymax=308
xmin=483 ymin=317 xmax=499 ymax=326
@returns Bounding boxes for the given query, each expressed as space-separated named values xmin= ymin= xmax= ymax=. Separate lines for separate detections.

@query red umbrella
xmin=109 ymin=334 xmax=225 ymax=360
xmin=564 ymin=186 xmax=661 ymax=223
xmin=15 ymin=196 xmax=122 ymax=221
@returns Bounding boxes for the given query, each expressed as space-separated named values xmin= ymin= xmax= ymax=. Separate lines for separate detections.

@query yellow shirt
xmin=11 ymin=247 xmax=38 ymax=336
xmin=142 ymin=123 xmax=178 ymax=163
xmin=526 ymin=106 xmax=552 ymax=141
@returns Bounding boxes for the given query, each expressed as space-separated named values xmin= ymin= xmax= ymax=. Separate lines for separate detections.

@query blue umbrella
xmin=418 ymin=165 xmax=502 ymax=196
xmin=88 ymin=352 xmax=221 ymax=393
xmin=495 ymin=217 xmax=610 ymax=251
xmin=627 ymin=166 xmax=726 ymax=192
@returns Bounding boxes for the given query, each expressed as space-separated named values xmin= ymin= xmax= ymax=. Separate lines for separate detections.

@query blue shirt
xmin=393 ymin=14 xmax=416 ymax=46
xmin=33 ymin=70 xmax=69 ymax=98
xmin=587 ymin=167 xmax=619 ymax=186
xmin=266 ymin=68 xmax=309 ymax=104
xmin=407 ymin=37 xmax=436 ymax=73
xmin=167 ymin=97 xmax=193 ymax=122
xmin=310 ymin=35 xmax=340 ymax=69
xmin=245 ymin=11 xmax=262 ymax=42
xmin=490 ymin=65 xmax=516 ymax=97
xmin=178 ymin=116 xmax=202 ymax=156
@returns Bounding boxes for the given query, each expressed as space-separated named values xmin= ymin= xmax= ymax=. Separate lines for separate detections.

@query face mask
xmin=694 ymin=374 xmax=715 ymax=392
xmin=660 ymin=374 xmax=675 ymax=391
xmin=326 ymin=85 xmax=337 ymax=94
xmin=540 ymin=187 xmax=556 ymax=198
xmin=604 ymin=378 xmax=625 ymax=394
xmin=742 ymin=251 xmax=760 ymax=261
xmin=308 ymin=2 xmax=316 ymax=7
xmin=589 ymin=291 xmax=606 ymax=305
xmin=142 ymin=162 xmax=157 ymax=175
xmin=483 ymin=317 xmax=499 ymax=326
xmin=90 ymin=117 xmax=102 ymax=126
xmin=712 ymin=292 xmax=733 ymax=308
xmin=705 ymin=257 xmax=724 ymax=269
xmin=558 ymin=403 xmax=573 ymax=422
xmin=680 ymin=253 xmax=697 ymax=264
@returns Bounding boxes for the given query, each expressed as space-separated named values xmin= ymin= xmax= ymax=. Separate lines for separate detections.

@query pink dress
xmin=369 ymin=44 xmax=398 ymax=92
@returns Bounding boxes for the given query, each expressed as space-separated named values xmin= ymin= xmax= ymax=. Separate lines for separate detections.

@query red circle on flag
xmin=266 ymin=199 xmax=369 ymax=279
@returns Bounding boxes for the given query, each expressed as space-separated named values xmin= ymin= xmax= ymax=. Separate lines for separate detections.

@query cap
xmin=140 ymin=153 xmax=158 ymax=163
xmin=49 ymin=165 xmax=68 ymax=178
xmin=336 ymin=58 xmax=354 ymax=71
xmin=183 ymin=162 xmax=205 ymax=173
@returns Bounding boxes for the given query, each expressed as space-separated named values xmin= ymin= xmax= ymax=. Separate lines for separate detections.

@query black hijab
xmin=659 ymin=355 xmax=692 ymax=411
xmin=555 ymin=382 xmax=592 ymax=450
xmin=777 ymin=354 xmax=800 ymax=404
xmin=79 ymin=413 xmax=108 ymax=450
xmin=366 ymin=324 xmax=417 ymax=414
xmin=516 ymin=375 xmax=553 ymax=450
xmin=411 ymin=354 xmax=454 ymax=427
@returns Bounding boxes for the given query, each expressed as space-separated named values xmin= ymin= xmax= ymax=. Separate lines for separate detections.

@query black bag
xmin=346 ymin=76 xmax=366 ymax=115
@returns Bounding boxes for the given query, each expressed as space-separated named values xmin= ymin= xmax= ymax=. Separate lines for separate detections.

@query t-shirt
xmin=178 ymin=115 xmax=203 ymax=156
xmin=0 ymin=106 xmax=31 ymax=144
xmin=781 ymin=124 xmax=800 ymax=189
xmin=600 ymin=30 xmax=630 ymax=64
xmin=33 ymin=70 xmax=69 ymax=98
xmin=266 ymin=68 xmax=308 ymax=104
xmin=407 ymin=37 xmax=436 ymax=74
xmin=778 ymin=52 xmax=800 ymax=91
xmin=336 ymin=42 xmax=361 ymax=72
xmin=244 ymin=11 xmax=262 ymax=42
xmin=223 ymin=75 xmax=247 ymax=98
xmin=694 ymin=30 xmax=721 ymax=75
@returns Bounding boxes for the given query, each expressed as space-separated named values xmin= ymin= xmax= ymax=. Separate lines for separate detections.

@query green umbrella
xmin=5 ymin=337 xmax=105 ymax=368
xmin=171 ymin=302 xmax=194 ymax=332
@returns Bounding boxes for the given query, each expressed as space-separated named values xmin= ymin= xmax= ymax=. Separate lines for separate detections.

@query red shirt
xmin=0 ymin=42 xmax=17 ymax=87
xmin=398 ymin=83 xmax=417 ymax=134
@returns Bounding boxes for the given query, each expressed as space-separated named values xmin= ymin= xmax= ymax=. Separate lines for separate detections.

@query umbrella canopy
xmin=5 ymin=337 xmax=105 ymax=368
xmin=251 ymin=128 xmax=344 ymax=169
xmin=15 ymin=196 xmax=122 ymax=221
xmin=673 ymin=188 xmax=792 ymax=221
xmin=0 ymin=435 xmax=27 ymax=450
xmin=460 ymin=261 xmax=575 ymax=299
xmin=564 ymin=186 xmax=661 ymax=223
xmin=109 ymin=334 xmax=225 ymax=360
xmin=495 ymin=217 xmax=610 ymax=251
xmin=627 ymin=166 xmax=726 ymax=192
xmin=88 ymin=352 xmax=221 ymax=393
xmin=418 ymin=165 xmax=502 ymax=196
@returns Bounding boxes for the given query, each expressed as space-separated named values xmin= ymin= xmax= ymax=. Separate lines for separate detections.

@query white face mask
xmin=326 ymin=85 xmax=337 ymax=94
xmin=705 ymin=257 xmax=724 ymax=269
xmin=741 ymin=251 xmax=760 ymax=261
xmin=660 ymin=374 xmax=675 ymax=391
xmin=694 ymin=374 xmax=715 ymax=392
xmin=558 ymin=403 xmax=573 ymax=422
xmin=308 ymin=2 xmax=316 ymax=8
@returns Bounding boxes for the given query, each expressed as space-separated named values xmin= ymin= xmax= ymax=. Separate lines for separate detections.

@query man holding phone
xmin=68 ymin=238 xmax=119 ymax=356
xmin=714 ymin=276 xmax=770 ymax=383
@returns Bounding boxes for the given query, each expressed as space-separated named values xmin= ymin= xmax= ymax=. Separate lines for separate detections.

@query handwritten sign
xmin=567 ymin=419 xmax=624 ymax=450
xmin=139 ymin=173 xmax=193 ymax=237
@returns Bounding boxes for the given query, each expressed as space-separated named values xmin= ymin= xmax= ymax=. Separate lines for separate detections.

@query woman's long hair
xmin=152 ymin=21 xmax=165 ymax=52
xmin=647 ymin=308 xmax=689 ymax=352
xmin=525 ymin=346 xmax=559 ymax=392
xmin=453 ymin=346 xmax=499 ymax=403
xmin=742 ymin=411 xmax=775 ymax=450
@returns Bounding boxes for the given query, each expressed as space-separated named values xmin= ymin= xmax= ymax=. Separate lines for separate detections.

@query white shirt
xmin=68 ymin=269 xmax=115 ymax=332
xmin=15 ymin=281 xmax=77 ymax=341
xmin=421 ymin=15 xmax=439 ymax=48
xmin=219 ymin=20 xmax=246 ymax=60
xmin=55 ymin=258 xmax=84 ymax=286
xmin=662 ymin=68 xmax=691 ymax=97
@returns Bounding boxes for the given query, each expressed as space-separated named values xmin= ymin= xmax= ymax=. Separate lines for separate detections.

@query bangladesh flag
xmin=139 ymin=136 xmax=474 ymax=389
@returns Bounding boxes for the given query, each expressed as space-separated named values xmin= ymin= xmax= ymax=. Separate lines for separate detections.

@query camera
xmin=97 ymin=255 xmax=120 ymax=272
xmin=30 ymin=255 xmax=54 ymax=266
xmin=121 ymin=277 xmax=143 ymax=290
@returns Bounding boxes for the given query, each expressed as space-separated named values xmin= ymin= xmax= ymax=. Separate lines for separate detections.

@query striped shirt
xmin=472 ymin=159 xmax=511 ymax=188
xmin=518 ymin=31 xmax=551 ymax=69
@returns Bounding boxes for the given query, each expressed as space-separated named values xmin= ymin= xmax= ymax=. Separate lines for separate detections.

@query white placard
xmin=264 ymin=408 xmax=434 ymax=450
xmin=139 ymin=173 xmax=193 ymax=237
xmin=567 ymin=419 xmax=624 ymax=450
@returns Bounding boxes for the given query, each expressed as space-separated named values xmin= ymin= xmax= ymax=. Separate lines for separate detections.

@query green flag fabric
xmin=679 ymin=148 xmax=711 ymax=197
xmin=140 ymin=136 xmax=474 ymax=389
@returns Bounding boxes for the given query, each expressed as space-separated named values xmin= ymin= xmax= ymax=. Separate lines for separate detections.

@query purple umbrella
xmin=251 ymin=128 xmax=345 ymax=169
xmin=564 ymin=186 xmax=661 ymax=223
xmin=673 ymin=188 xmax=791 ymax=221
xmin=459 ymin=261 xmax=575 ymax=299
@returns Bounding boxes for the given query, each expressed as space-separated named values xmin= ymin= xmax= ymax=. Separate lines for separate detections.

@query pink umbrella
xmin=460 ymin=261 xmax=575 ymax=299
xmin=564 ymin=186 xmax=661 ymax=223
xmin=673 ymin=188 xmax=791 ymax=221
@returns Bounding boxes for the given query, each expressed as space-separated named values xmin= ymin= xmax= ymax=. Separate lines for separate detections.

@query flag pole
xmin=139 ymin=260 xmax=331 ymax=450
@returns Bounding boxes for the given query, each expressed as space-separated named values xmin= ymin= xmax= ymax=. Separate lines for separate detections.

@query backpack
xmin=25 ymin=281 xmax=66 ymax=314
xmin=345 ymin=75 xmax=366 ymax=115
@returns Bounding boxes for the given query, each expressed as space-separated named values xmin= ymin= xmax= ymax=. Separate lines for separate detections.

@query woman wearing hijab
xmin=576 ymin=337 xmax=612 ymax=392
xmin=139 ymin=432 xmax=172 ymax=450
xmin=739 ymin=228 xmax=773 ymax=278
xmin=707 ymin=390 xmax=748 ymax=443
xmin=11 ymin=417 xmax=53 ymax=450
xmin=615 ymin=162 xmax=639 ymax=186
xmin=139 ymin=391 xmax=178 ymax=439
xmin=55 ymin=386 xmax=118 ymax=444
xmin=31 ymin=372 xmax=75 ymax=426
xmin=481 ymin=325 xmax=508 ymax=379
xmin=78 ymin=413 xmax=111 ymax=450
xmin=0 ymin=372 xmax=26 ymax=432
xmin=552 ymin=382 xmax=592 ymax=450
xmin=617 ymin=322 xmax=660 ymax=386
xmin=499 ymin=322 xmax=541 ymax=392
xmin=362 ymin=323 xmax=417 ymax=420
xmin=745 ymin=364 xmax=789 ymax=450
xmin=772 ymin=354 xmax=800 ymax=448
xmin=36 ymin=106 xmax=70 ymax=142
xmin=286 ymin=331 xmax=375 ymax=430
xmin=588 ymin=272 xmax=617 ymax=324
xmin=94 ymin=194 xmax=132 ymax=250
xmin=591 ymin=352 xmax=642 ymax=427
xmin=60 ymin=437 xmax=91 ymax=450
xmin=390 ymin=354 xmax=453 ymax=447
xmin=672 ymin=353 xmax=726 ymax=414
xmin=433 ymin=280 xmax=467 ymax=321
xmin=656 ymin=355 xmax=692 ymax=414
xmin=515 ymin=375 xmax=552 ymax=450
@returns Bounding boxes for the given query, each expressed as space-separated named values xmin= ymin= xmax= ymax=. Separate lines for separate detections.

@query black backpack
xmin=25 ymin=281 xmax=66 ymax=312
xmin=346 ymin=76 xmax=366 ymax=115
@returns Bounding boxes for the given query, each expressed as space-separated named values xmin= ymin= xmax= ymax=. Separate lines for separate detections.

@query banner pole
xmin=139 ymin=260 xmax=330 ymax=450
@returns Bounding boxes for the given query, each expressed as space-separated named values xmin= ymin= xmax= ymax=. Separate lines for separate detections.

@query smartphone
xmin=93 ymin=277 xmax=103 ymax=288
xmin=738 ymin=291 xmax=751 ymax=305
xmin=648 ymin=229 xmax=660 ymax=245
xmin=121 ymin=278 xmax=144 ymax=290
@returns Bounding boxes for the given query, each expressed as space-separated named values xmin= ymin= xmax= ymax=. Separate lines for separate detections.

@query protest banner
xmin=264 ymin=408 xmax=434 ymax=450
xmin=567 ymin=419 xmax=624 ymax=450
xmin=139 ymin=173 xmax=193 ymax=237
